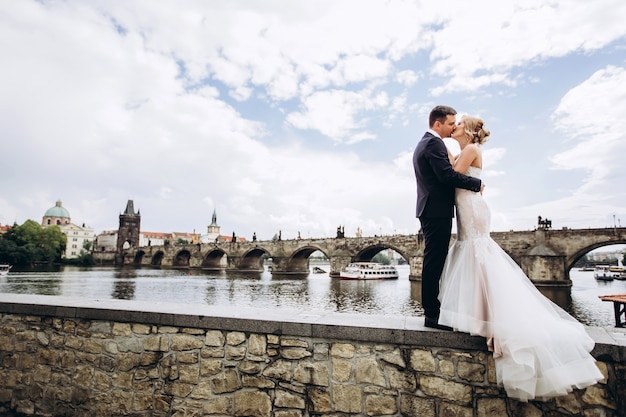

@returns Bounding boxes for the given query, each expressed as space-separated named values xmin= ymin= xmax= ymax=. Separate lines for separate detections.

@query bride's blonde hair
xmin=461 ymin=116 xmax=490 ymax=145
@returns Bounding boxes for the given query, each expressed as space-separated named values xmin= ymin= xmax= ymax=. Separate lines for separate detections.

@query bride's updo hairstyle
xmin=462 ymin=116 xmax=490 ymax=145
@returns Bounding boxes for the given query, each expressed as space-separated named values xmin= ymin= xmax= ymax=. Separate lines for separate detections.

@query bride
xmin=438 ymin=115 xmax=603 ymax=401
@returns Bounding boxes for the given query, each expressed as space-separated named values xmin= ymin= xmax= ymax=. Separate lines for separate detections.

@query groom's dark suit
xmin=413 ymin=131 xmax=481 ymax=322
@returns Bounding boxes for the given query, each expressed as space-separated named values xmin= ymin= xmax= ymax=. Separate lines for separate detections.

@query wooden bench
xmin=599 ymin=293 xmax=626 ymax=327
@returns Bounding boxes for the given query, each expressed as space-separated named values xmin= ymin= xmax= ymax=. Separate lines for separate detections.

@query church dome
xmin=43 ymin=200 xmax=70 ymax=219
xmin=44 ymin=200 xmax=70 ymax=219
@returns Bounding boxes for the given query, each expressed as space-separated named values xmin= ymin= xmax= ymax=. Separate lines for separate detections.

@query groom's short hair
xmin=429 ymin=105 xmax=457 ymax=127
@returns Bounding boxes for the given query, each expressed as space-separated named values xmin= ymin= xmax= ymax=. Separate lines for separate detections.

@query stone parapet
xmin=0 ymin=294 xmax=624 ymax=417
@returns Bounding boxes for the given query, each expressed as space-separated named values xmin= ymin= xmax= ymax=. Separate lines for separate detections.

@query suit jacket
xmin=413 ymin=132 xmax=482 ymax=218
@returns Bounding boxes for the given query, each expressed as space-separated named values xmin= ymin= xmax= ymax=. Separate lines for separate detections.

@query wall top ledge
xmin=0 ymin=293 xmax=624 ymax=357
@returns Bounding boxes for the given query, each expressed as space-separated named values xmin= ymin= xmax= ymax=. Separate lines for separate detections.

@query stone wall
xmin=0 ymin=294 xmax=624 ymax=417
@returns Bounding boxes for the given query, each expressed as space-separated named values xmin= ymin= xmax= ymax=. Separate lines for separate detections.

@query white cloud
xmin=428 ymin=0 xmax=626 ymax=94
xmin=396 ymin=70 xmax=420 ymax=86
xmin=286 ymin=89 xmax=386 ymax=142
xmin=551 ymin=65 xmax=626 ymax=190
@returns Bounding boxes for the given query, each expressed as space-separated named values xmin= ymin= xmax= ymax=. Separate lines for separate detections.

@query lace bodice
xmin=455 ymin=166 xmax=490 ymax=240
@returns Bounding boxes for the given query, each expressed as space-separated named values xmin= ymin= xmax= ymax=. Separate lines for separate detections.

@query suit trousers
xmin=419 ymin=216 xmax=452 ymax=319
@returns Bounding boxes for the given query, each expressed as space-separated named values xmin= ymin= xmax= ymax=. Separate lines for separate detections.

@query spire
xmin=123 ymin=200 xmax=138 ymax=216
xmin=210 ymin=209 xmax=218 ymax=226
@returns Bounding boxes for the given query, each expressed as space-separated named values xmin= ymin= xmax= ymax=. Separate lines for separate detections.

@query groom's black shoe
xmin=424 ymin=317 xmax=453 ymax=331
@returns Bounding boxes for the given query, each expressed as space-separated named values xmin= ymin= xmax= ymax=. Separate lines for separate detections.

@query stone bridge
xmin=122 ymin=227 xmax=626 ymax=288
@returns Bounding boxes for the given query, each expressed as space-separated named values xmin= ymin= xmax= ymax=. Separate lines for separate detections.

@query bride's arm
xmin=453 ymin=144 xmax=479 ymax=173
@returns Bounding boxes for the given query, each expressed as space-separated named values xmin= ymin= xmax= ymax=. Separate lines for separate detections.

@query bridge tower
xmin=115 ymin=200 xmax=140 ymax=265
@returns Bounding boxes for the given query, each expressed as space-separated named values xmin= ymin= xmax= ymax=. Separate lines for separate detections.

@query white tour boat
xmin=594 ymin=265 xmax=616 ymax=281
xmin=0 ymin=264 xmax=12 ymax=276
xmin=339 ymin=262 xmax=399 ymax=280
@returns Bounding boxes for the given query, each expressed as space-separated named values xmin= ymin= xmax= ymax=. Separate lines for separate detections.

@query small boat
xmin=0 ymin=264 xmax=11 ymax=276
xmin=594 ymin=265 xmax=615 ymax=281
xmin=339 ymin=262 xmax=399 ymax=280
xmin=615 ymin=272 xmax=626 ymax=281
xmin=312 ymin=267 xmax=326 ymax=274
xmin=608 ymin=259 xmax=625 ymax=274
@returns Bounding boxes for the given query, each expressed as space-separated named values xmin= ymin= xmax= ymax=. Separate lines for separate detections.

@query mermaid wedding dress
xmin=438 ymin=166 xmax=603 ymax=402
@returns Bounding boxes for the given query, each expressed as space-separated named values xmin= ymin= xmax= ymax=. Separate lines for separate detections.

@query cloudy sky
xmin=1 ymin=0 xmax=626 ymax=241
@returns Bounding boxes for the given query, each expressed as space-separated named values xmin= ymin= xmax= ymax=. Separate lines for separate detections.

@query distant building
xmin=140 ymin=231 xmax=166 ymax=247
xmin=201 ymin=210 xmax=221 ymax=243
xmin=41 ymin=200 xmax=94 ymax=259
xmin=200 ymin=209 xmax=246 ymax=243
xmin=95 ymin=230 xmax=117 ymax=252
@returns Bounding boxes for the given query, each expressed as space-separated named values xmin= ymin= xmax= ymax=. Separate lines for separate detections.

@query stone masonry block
xmin=234 ymin=390 xmax=272 ymax=417
xmin=333 ymin=384 xmax=362 ymax=413
xmin=171 ymin=334 xmax=203 ymax=351
xmin=410 ymin=348 xmax=436 ymax=372
xmin=355 ymin=356 xmax=386 ymax=387
xmin=420 ymin=375 xmax=472 ymax=403
xmin=365 ymin=394 xmax=397 ymax=416
xmin=205 ymin=330 xmax=225 ymax=347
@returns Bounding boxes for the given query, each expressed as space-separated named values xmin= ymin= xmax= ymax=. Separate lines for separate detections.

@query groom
xmin=413 ymin=105 xmax=483 ymax=330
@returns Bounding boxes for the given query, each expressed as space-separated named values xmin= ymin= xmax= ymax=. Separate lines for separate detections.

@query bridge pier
xmin=408 ymin=255 xmax=423 ymax=281
xmin=269 ymin=256 xmax=310 ymax=275
xmin=518 ymin=230 xmax=571 ymax=288
xmin=328 ymin=256 xmax=352 ymax=278
xmin=226 ymin=255 xmax=264 ymax=272
xmin=521 ymin=251 xmax=570 ymax=288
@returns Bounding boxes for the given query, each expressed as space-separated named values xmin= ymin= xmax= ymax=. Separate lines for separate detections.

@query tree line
xmin=0 ymin=220 xmax=93 ymax=266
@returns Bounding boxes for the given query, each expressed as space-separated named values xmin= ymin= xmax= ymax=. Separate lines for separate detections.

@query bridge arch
xmin=202 ymin=249 xmax=227 ymax=270
xmin=288 ymin=246 xmax=328 ymax=274
xmin=173 ymin=249 xmax=191 ymax=268
xmin=567 ymin=240 xmax=626 ymax=271
xmin=355 ymin=244 xmax=409 ymax=263
xmin=151 ymin=251 xmax=164 ymax=267
xmin=235 ymin=248 xmax=267 ymax=272
xmin=133 ymin=250 xmax=145 ymax=267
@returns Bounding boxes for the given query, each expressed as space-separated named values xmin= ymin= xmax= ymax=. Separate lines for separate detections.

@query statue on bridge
xmin=252 ymin=232 xmax=257 ymax=242
xmin=336 ymin=225 xmax=345 ymax=238
xmin=537 ymin=216 xmax=552 ymax=230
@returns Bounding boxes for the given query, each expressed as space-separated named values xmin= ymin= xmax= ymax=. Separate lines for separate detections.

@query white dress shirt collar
xmin=427 ymin=128 xmax=441 ymax=139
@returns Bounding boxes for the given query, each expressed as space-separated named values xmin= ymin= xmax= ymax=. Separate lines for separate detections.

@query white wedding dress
xmin=438 ymin=166 xmax=603 ymax=402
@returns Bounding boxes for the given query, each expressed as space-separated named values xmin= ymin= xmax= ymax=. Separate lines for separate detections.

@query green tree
xmin=76 ymin=240 xmax=94 ymax=266
xmin=371 ymin=252 xmax=391 ymax=265
xmin=40 ymin=225 xmax=67 ymax=263
xmin=0 ymin=220 xmax=66 ymax=265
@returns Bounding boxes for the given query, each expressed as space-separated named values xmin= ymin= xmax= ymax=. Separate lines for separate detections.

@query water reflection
xmin=538 ymin=287 xmax=572 ymax=311
xmin=5 ymin=275 xmax=62 ymax=296
xmin=0 ymin=266 xmax=622 ymax=327
xmin=111 ymin=269 xmax=137 ymax=300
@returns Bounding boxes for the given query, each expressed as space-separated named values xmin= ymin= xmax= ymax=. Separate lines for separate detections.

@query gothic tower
xmin=115 ymin=200 xmax=140 ymax=265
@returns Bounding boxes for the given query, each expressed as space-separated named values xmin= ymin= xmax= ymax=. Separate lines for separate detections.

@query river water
xmin=0 ymin=265 xmax=623 ymax=327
